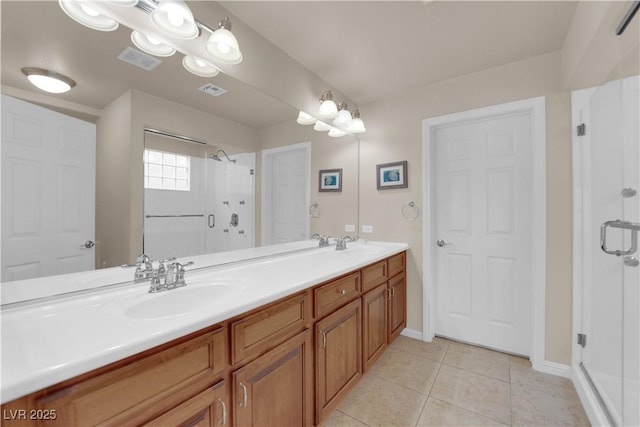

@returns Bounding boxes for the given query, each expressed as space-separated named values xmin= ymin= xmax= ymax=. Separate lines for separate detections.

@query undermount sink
xmin=124 ymin=283 xmax=244 ymax=319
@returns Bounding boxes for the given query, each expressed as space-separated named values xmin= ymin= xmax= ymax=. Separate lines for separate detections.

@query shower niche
xmin=143 ymin=130 xmax=255 ymax=261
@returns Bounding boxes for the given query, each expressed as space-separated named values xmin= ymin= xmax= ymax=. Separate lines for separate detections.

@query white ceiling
xmin=1 ymin=1 xmax=578 ymax=126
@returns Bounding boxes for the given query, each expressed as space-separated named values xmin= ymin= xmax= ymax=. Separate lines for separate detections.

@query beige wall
xmin=257 ymin=121 xmax=359 ymax=242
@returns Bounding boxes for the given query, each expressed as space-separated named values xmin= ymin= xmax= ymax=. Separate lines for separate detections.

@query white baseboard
xmin=572 ymin=364 xmax=611 ymax=426
xmin=532 ymin=359 xmax=572 ymax=379
xmin=400 ymin=328 xmax=423 ymax=341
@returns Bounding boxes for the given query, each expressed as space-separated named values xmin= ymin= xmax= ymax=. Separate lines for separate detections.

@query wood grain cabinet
xmin=232 ymin=330 xmax=313 ymax=427
xmin=388 ymin=271 xmax=407 ymax=343
xmin=315 ymin=299 xmax=362 ymax=425
xmin=362 ymin=284 xmax=388 ymax=372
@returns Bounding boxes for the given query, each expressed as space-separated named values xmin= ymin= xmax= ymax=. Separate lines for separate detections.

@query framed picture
xmin=319 ymin=168 xmax=343 ymax=192
xmin=377 ymin=161 xmax=408 ymax=190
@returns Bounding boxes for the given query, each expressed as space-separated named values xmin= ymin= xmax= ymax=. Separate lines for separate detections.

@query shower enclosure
xmin=573 ymin=75 xmax=639 ymax=426
xmin=143 ymin=130 xmax=255 ymax=261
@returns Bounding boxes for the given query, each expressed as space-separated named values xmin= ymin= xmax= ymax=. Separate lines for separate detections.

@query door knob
xmin=436 ymin=239 xmax=451 ymax=247
xmin=80 ymin=240 xmax=95 ymax=249
xmin=624 ymin=256 xmax=639 ymax=267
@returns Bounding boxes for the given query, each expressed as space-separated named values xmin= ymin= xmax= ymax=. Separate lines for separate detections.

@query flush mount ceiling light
xmin=205 ymin=17 xmax=243 ymax=65
xmin=22 ymin=67 xmax=77 ymax=94
xmin=317 ymin=91 xmax=338 ymax=119
xmin=58 ymin=0 xmax=119 ymax=31
xmin=182 ymin=56 xmax=220 ymax=77
xmin=131 ymin=31 xmax=176 ymax=57
xmin=150 ymin=0 xmax=198 ymax=39
xmin=296 ymin=111 xmax=317 ymax=125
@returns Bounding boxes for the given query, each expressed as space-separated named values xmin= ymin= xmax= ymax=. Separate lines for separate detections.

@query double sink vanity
xmin=1 ymin=240 xmax=408 ymax=426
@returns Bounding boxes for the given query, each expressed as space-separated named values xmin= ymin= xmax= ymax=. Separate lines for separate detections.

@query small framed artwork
xmin=377 ymin=161 xmax=408 ymax=190
xmin=319 ymin=168 xmax=343 ymax=192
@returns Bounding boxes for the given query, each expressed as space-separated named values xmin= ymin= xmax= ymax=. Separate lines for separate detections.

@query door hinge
xmin=250 ymin=168 xmax=254 ymax=175
xmin=577 ymin=123 xmax=586 ymax=136
xmin=577 ymin=333 xmax=587 ymax=348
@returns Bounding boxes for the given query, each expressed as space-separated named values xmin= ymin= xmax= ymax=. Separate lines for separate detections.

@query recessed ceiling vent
xmin=117 ymin=47 xmax=161 ymax=71
xmin=198 ymin=83 xmax=227 ymax=97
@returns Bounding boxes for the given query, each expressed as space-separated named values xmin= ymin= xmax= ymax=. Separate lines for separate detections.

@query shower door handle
xmin=600 ymin=219 xmax=640 ymax=256
xmin=208 ymin=214 xmax=215 ymax=228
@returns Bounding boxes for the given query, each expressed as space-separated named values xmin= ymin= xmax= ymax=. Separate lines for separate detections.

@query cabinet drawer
xmin=37 ymin=327 xmax=226 ymax=427
xmin=388 ymin=252 xmax=406 ymax=278
xmin=232 ymin=292 xmax=311 ymax=365
xmin=361 ymin=260 xmax=387 ymax=292
xmin=314 ymin=272 xmax=361 ymax=318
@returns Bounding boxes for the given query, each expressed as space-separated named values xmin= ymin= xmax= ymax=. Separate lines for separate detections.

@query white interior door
xmin=261 ymin=142 xmax=310 ymax=245
xmin=578 ymin=75 xmax=639 ymax=427
xmin=432 ymin=111 xmax=533 ymax=356
xmin=1 ymin=95 xmax=96 ymax=281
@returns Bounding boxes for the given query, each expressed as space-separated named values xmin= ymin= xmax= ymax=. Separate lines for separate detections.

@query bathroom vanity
xmin=1 ymin=241 xmax=407 ymax=426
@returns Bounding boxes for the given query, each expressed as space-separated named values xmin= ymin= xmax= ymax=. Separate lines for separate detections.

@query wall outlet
xmin=344 ymin=224 xmax=356 ymax=232
xmin=362 ymin=225 xmax=374 ymax=233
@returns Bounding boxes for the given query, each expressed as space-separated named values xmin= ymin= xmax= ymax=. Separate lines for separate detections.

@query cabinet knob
xmin=339 ymin=289 xmax=347 ymax=296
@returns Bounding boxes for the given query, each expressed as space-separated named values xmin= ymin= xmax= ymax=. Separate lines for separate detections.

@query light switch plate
xmin=345 ymin=224 xmax=356 ymax=232
xmin=362 ymin=225 xmax=373 ymax=233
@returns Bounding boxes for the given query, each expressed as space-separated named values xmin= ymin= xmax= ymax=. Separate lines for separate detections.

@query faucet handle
xmin=169 ymin=261 xmax=194 ymax=287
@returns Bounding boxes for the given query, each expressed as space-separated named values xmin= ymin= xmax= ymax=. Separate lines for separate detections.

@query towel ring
xmin=402 ymin=201 xmax=419 ymax=221
xmin=309 ymin=203 xmax=320 ymax=219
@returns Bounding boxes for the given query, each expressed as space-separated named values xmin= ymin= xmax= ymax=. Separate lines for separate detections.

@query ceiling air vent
xmin=117 ymin=47 xmax=161 ymax=71
xmin=199 ymin=83 xmax=227 ymax=97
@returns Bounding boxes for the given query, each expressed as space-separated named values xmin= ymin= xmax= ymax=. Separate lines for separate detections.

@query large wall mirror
xmin=1 ymin=1 xmax=359 ymax=284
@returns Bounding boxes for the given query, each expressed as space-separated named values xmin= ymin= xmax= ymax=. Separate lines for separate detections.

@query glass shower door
xmin=580 ymin=75 xmax=639 ymax=426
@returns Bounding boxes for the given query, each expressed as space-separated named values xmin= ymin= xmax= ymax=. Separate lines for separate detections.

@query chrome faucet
xmin=335 ymin=235 xmax=358 ymax=251
xmin=149 ymin=261 xmax=194 ymax=293
xmin=134 ymin=254 xmax=154 ymax=283
xmin=312 ymin=233 xmax=331 ymax=248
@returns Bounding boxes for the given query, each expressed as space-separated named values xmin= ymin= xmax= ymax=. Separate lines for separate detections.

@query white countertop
xmin=0 ymin=240 xmax=408 ymax=404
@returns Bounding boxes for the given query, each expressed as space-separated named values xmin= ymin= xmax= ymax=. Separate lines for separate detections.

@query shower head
xmin=209 ymin=149 xmax=236 ymax=163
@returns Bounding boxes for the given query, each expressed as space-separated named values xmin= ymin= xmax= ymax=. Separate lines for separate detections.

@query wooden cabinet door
xmin=362 ymin=284 xmax=387 ymax=372
xmin=232 ymin=330 xmax=313 ymax=427
xmin=144 ymin=380 xmax=229 ymax=427
xmin=388 ymin=272 xmax=406 ymax=343
xmin=315 ymin=299 xmax=362 ymax=425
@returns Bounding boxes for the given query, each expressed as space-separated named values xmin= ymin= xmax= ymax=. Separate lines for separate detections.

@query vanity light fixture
xmin=328 ymin=126 xmax=347 ymax=138
xmin=59 ymin=0 xmax=119 ymax=32
xmin=205 ymin=17 xmax=243 ymax=65
xmin=313 ymin=120 xmax=331 ymax=132
xmin=182 ymin=56 xmax=220 ymax=77
xmin=21 ymin=67 xmax=76 ymax=94
xmin=57 ymin=0 xmax=243 ymax=79
xmin=333 ymin=102 xmax=352 ymax=126
xmin=347 ymin=109 xmax=366 ymax=134
xmin=317 ymin=90 xmax=338 ymax=119
xmin=150 ymin=0 xmax=198 ymax=40
xmin=131 ymin=31 xmax=176 ymax=57
xmin=296 ymin=111 xmax=317 ymax=125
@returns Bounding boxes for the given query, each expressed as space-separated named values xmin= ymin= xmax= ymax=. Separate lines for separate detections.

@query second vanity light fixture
xmin=58 ymin=0 xmax=243 ymax=79
xmin=296 ymin=90 xmax=366 ymax=137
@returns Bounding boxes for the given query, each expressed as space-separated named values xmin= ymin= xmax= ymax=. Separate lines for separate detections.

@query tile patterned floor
xmin=321 ymin=336 xmax=590 ymax=427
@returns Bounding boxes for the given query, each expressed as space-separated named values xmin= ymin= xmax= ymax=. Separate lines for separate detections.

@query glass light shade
xmin=22 ymin=68 xmax=76 ymax=94
xmin=151 ymin=0 xmax=198 ymax=39
xmin=131 ymin=31 xmax=176 ymax=57
xmin=206 ymin=29 xmax=243 ymax=64
xmin=296 ymin=111 xmax=317 ymax=125
xmin=333 ymin=109 xmax=352 ymax=126
xmin=318 ymin=99 xmax=338 ymax=119
xmin=182 ymin=56 xmax=220 ymax=77
xmin=107 ymin=0 xmax=138 ymax=5
xmin=328 ymin=127 xmax=347 ymax=138
xmin=313 ymin=121 xmax=331 ymax=132
xmin=347 ymin=117 xmax=366 ymax=134
xmin=59 ymin=0 xmax=118 ymax=31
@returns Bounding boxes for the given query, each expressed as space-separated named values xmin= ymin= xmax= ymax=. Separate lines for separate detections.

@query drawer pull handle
xmin=390 ymin=286 xmax=396 ymax=297
xmin=218 ymin=398 xmax=227 ymax=425
xmin=339 ymin=289 xmax=347 ymax=295
xmin=320 ymin=330 xmax=327 ymax=348
xmin=239 ymin=382 xmax=248 ymax=408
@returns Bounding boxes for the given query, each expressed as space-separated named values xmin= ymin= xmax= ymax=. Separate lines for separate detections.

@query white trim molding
xmin=400 ymin=328 xmax=423 ymax=341
xmin=421 ymin=96 xmax=546 ymax=369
